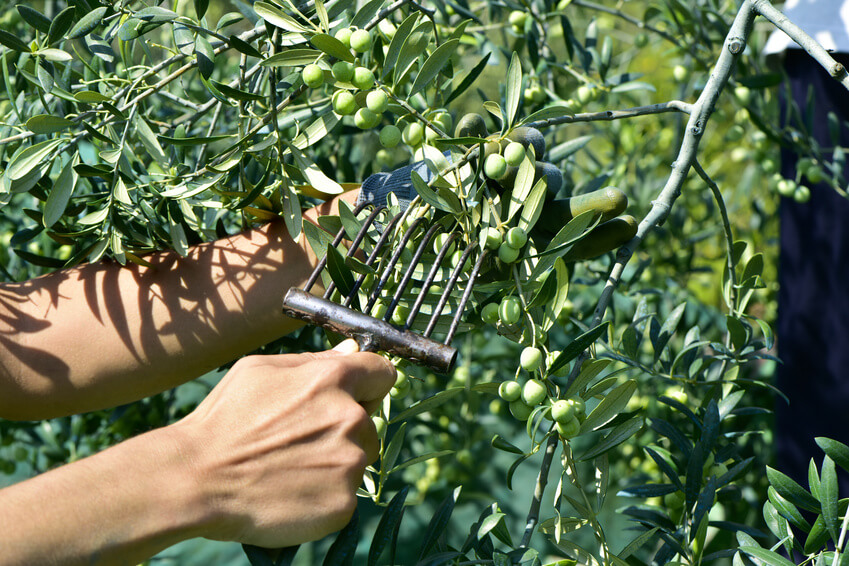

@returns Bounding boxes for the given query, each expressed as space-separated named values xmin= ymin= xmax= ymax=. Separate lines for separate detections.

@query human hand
xmin=170 ymin=339 xmax=396 ymax=548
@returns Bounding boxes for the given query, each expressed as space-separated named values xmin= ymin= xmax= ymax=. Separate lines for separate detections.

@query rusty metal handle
xmin=282 ymin=288 xmax=457 ymax=374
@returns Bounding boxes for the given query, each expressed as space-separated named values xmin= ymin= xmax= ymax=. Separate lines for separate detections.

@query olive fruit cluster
xmin=497 ymin=377 xmax=587 ymax=439
xmin=300 ymin=27 xmax=397 ymax=133
xmin=770 ymin=173 xmax=811 ymax=203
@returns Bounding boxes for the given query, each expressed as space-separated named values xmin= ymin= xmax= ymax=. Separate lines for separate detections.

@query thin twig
xmin=526 ymin=101 xmax=693 ymax=130
xmin=520 ymin=429 xmax=559 ymax=547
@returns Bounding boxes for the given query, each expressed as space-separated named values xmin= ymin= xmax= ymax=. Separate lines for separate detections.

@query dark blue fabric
xmin=775 ymin=50 xmax=849 ymax=494
xmin=356 ymin=159 xmax=435 ymax=211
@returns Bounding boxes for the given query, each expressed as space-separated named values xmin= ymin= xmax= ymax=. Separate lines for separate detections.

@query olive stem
xmin=525 ymin=100 xmax=693 ymax=131
xmin=693 ymin=160 xmax=737 ymax=319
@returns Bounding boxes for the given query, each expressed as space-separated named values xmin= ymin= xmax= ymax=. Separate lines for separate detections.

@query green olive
xmin=484 ymin=154 xmax=508 ymax=180
xmin=498 ymin=242 xmax=520 ymax=263
xmin=499 ymin=296 xmax=522 ymax=325
xmin=482 ymin=303 xmax=500 ymax=324
xmin=551 ymin=399 xmax=576 ymax=423
xmin=349 ymin=28 xmax=373 ymax=53
xmin=302 ymin=64 xmax=324 ymax=88
xmin=509 ymin=399 xmax=534 ymax=421
xmin=520 ymin=346 xmax=542 ymax=372
xmin=498 ymin=380 xmax=522 ymax=402
xmin=506 ymin=227 xmax=527 ymax=249
xmin=504 ymin=141 xmax=525 ymax=166
xmin=354 ymin=107 xmax=380 ymax=129
xmin=352 ymin=67 xmax=375 ymax=90
xmin=522 ymin=378 xmax=547 ymax=406
xmin=379 ymin=124 xmax=401 ymax=147
xmin=403 ymin=122 xmax=424 ymax=146
xmin=331 ymin=61 xmax=355 ymax=82
xmin=507 ymin=127 xmax=546 ymax=160
xmin=366 ymin=89 xmax=389 ymax=113
xmin=556 ymin=415 xmax=581 ymax=439
xmin=332 ymin=90 xmax=358 ymax=115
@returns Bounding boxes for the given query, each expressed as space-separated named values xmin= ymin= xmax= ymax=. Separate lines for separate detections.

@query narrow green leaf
xmin=262 ymin=48 xmax=322 ymax=67
xmin=382 ymin=13 xmax=419 ymax=79
xmin=409 ymin=38 xmax=459 ymax=97
xmin=368 ymin=487 xmax=408 ymax=566
xmin=133 ymin=114 xmax=168 ymax=163
xmin=350 ymin=0 xmax=384 ymax=28
xmin=68 ymin=7 xmax=108 ymax=39
xmin=47 ymin=6 xmax=76 ymax=45
xmin=805 ymin=515 xmax=829 ymax=554
xmin=549 ymin=322 xmax=609 ymax=375
xmin=389 ymin=387 xmax=464 ymax=424
xmin=322 ymin=510 xmax=359 ymax=566
xmin=390 ymin=450 xmax=453 ymax=474
xmin=767 ymin=466 xmax=821 ymax=513
xmin=517 ymin=178 xmax=547 ymax=234
xmin=507 ymin=149 xmax=535 ymax=220
xmin=740 ymin=546 xmax=795 ymax=566
xmin=381 ymin=422 xmax=407 ymax=475
xmin=562 ymin=361 xmax=609 ymax=400
xmin=767 ymin=486 xmax=811 ymax=532
xmin=444 ymin=53 xmax=491 ymax=105
xmin=491 ymin=434 xmax=524 ymax=455
xmin=580 ymin=379 xmax=636 ymax=432
xmin=254 ymin=2 xmax=310 ymax=33
xmin=505 ymin=52 xmax=522 ymax=128
xmin=229 ymin=35 xmax=262 ymax=58
xmin=822 ymin=455 xmax=839 ymax=543
xmin=310 ymin=33 xmax=354 ymax=62
xmin=26 ymin=114 xmax=73 ymax=134
xmin=44 ymin=159 xmax=77 ymax=228
xmin=74 ymin=90 xmax=111 ymax=103
xmin=0 ymin=29 xmax=30 ymax=52
xmin=18 ymin=5 xmax=51 ymax=33
xmin=529 ymin=210 xmax=598 ymax=279
xmin=817 ymin=438 xmax=849 ymax=473
xmin=579 ymin=416 xmax=643 ymax=460
xmin=8 ymin=140 xmax=63 ymax=181
xmin=617 ymin=527 xmax=659 ymax=559
xmin=288 ymin=143 xmax=343 ymax=194
xmin=419 ymin=486 xmax=462 ymax=558
xmin=410 ymin=170 xmax=452 ymax=213
xmin=393 ymin=22 xmax=430 ymax=86
xmin=195 ymin=0 xmax=209 ymax=18
xmin=326 ymin=243 xmax=355 ymax=297
xmin=135 ymin=6 xmax=179 ymax=22
xmin=195 ymin=34 xmax=215 ymax=80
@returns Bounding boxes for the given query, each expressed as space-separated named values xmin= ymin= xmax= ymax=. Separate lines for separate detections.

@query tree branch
xmin=753 ymin=0 xmax=849 ymax=92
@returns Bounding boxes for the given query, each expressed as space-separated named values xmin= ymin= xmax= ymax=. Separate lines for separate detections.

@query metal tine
xmin=424 ymin=242 xmax=479 ymax=339
xmin=384 ymin=223 xmax=444 ymax=324
xmin=403 ymin=231 xmax=463 ymax=332
xmin=343 ymin=211 xmax=403 ymax=309
xmin=303 ymin=200 xmax=372 ymax=294
xmin=364 ymin=214 xmax=429 ymax=315
xmin=322 ymin=205 xmax=386 ymax=300
xmin=443 ymin=248 xmax=488 ymax=346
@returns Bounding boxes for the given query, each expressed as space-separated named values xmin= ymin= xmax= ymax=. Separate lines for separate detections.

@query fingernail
xmin=332 ymin=339 xmax=360 ymax=354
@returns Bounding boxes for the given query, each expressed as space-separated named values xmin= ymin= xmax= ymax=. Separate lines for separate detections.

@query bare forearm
xmin=0 ymin=427 xmax=209 ymax=566
xmin=0 ymin=194 xmax=354 ymax=419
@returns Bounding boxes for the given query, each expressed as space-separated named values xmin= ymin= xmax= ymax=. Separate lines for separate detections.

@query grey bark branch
xmin=753 ymin=0 xmax=849 ymax=92
xmin=526 ymin=101 xmax=693 ymax=131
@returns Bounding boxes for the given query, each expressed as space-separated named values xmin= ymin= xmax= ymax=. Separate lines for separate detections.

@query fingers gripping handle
xmin=282 ymin=288 xmax=458 ymax=374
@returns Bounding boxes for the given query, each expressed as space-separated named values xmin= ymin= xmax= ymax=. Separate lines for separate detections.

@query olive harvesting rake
xmin=282 ymin=198 xmax=488 ymax=374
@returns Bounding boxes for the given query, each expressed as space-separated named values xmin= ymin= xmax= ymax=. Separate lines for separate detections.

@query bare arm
xmin=0 ymin=193 xmax=357 ymax=420
xmin=0 ymin=343 xmax=396 ymax=565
